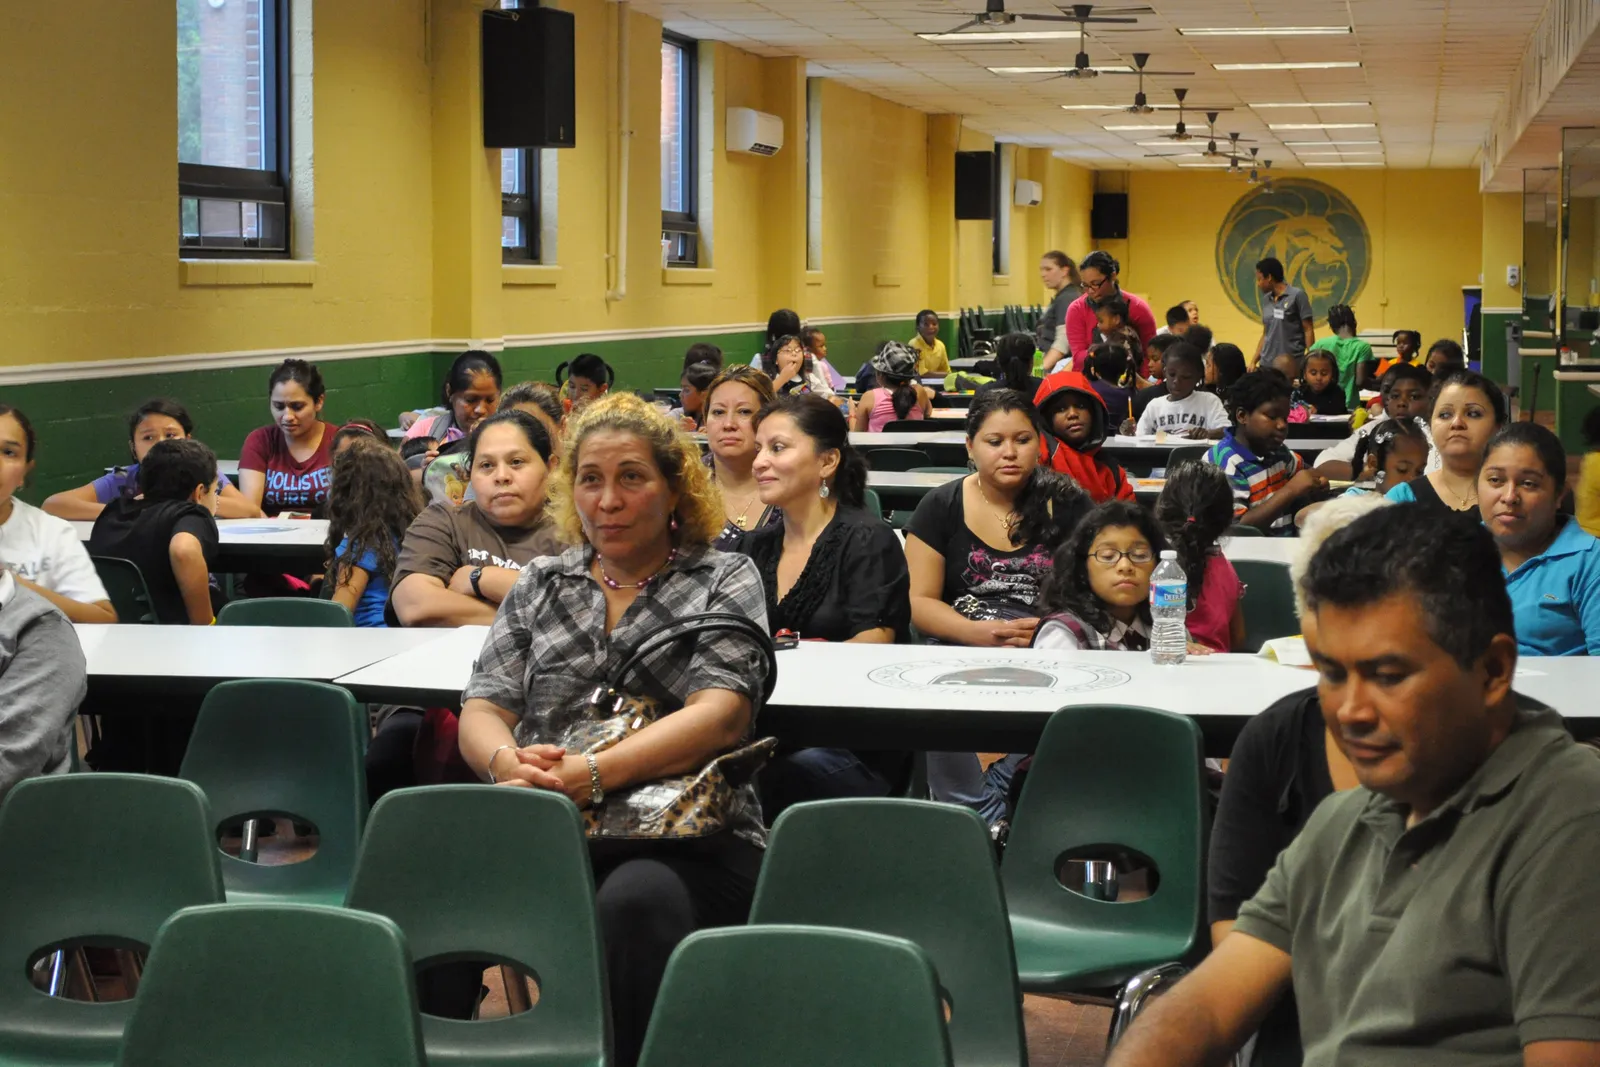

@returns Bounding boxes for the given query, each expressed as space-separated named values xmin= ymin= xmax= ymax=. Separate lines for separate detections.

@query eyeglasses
xmin=1090 ymin=545 xmax=1155 ymax=566
xmin=1082 ymin=276 xmax=1111 ymax=291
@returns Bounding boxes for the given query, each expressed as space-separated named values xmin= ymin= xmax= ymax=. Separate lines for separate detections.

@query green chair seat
xmin=1226 ymin=523 xmax=1263 ymax=537
xmin=0 ymin=775 xmax=223 ymax=1067
xmin=1002 ymin=706 xmax=1205 ymax=1033
xmin=1010 ymin=916 xmax=1196 ymax=991
xmin=909 ymin=466 xmax=970 ymax=475
xmin=638 ymin=926 xmax=953 ymax=1067
xmin=752 ymin=799 xmax=1024 ymax=1067
xmin=347 ymin=787 xmax=607 ymax=1067
xmin=863 ymin=487 xmax=884 ymax=520
xmin=865 ymin=447 xmax=933 ymax=472
xmin=217 ymin=597 xmax=353 ymax=627
xmin=116 ymin=904 xmax=424 ymax=1067
xmin=1234 ymin=560 xmax=1299 ymax=653
xmin=179 ymin=680 xmax=367 ymax=906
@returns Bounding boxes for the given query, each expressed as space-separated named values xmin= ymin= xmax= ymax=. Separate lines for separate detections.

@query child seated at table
xmin=1298 ymin=350 xmax=1349 ymax=416
xmin=1207 ymin=372 xmax=1330 ymax=535
xmin=330 ymin=419 xmax=387 ymax=457
xmin=1313 ymin=363 xmax=1431 ymax=480
xmin=1155 ymin=461 xmax=1244 ymax=653
xmin=43 ymin=397 xmax=257 ymax=521
xmin=1033 ymin=500 xmax=1165 ymax=650
xmin=1033 ymin=370 xmax=1135 ymax=503
xmin=1086 ymin=342 xmax=1132 ymax=424
xmin=326 ymin=437 xmax=423 ymax=627
xmin=1094 ymin=295 xmax=1144 ymax=376
xmin=1128 ymin=343 xmax=1229 ymax=440
xmin=88 ymin=438 xmax=221 ymax=625
xmin=1343 ymin=417 xmax=1428 ymax=497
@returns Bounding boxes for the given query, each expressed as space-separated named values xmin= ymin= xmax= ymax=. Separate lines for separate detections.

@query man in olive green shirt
xmin=1109 ymin=505 xmax=1600 ymax=1067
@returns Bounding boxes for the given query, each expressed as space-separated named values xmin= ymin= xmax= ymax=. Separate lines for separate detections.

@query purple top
xmin=91 ymin=467 xmax=138 ymax=504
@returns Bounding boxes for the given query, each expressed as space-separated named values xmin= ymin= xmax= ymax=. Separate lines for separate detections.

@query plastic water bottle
xmin=1150 ymin=549 xmax=1188 ymax=665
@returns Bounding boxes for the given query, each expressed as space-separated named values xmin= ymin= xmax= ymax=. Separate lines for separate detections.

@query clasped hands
xmin=490 ymin=743 xmax=594 ymax=805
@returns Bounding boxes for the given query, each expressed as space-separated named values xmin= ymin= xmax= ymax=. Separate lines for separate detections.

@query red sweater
xmin=1064 ymin=289 xmax=1158 ymax=366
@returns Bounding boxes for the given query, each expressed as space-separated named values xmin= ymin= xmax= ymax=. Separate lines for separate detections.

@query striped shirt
xmin=1205 ymin=430 xmax=1305 ymax=534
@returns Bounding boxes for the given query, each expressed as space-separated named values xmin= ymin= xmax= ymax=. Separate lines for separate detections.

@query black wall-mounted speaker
xmin=1091 ymin=193 xmax=1129 ymax=239
xmin=954 ymin=151 xmax=995 ymax=220
xmin=482 ymin=7 xmax=576 ymax=149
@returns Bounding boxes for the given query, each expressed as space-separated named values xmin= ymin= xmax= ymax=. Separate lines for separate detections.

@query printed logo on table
xmin=1216 ymin=178 xmax=1370 ymax=326
xmin=868 ymin=657 xmax=1131 ymax=694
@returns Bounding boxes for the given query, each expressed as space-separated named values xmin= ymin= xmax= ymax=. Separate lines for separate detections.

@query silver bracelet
xmin=584 ymin=753 xmax=605 ymax=807
xmin=487 ymin=744 xmax=517 ymax=783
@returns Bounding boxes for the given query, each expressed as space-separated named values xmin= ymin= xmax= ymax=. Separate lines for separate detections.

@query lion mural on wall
xmin=1217 ymin=179 xmax=1371 ymax=325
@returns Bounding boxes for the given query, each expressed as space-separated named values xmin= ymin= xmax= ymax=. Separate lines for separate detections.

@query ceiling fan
xmin=1140 ymin=90 xmax=1234 ymax=143
xmin=1098 ymin=53 xmax=1195 ymax=107
xmin=1148 ymin=118 xmax=1255 ymax=161
xmin=1247 ymin=155 xmax=1275 ymax=189
xmin=924 ymin=0 xmax=1087 ymax=35
xmin=1053 ymin=6 xmax=1162 ymax=78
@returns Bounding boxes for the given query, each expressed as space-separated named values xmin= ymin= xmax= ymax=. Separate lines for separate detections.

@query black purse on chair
xmin=559 ymin=612 xmax=779 ymax=840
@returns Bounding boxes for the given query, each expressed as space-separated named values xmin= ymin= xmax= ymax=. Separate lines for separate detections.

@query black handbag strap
xmin=609 ymin=611 xmax=778 ymax=705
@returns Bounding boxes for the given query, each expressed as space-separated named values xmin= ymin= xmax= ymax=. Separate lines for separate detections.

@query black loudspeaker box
xmin=482 ymin=7 xmax=576 ymax=149
xmin=954 ymin=151 xmax=995 ymax=220
xmin=1091 ymin=193 xmax=1128 ymax=240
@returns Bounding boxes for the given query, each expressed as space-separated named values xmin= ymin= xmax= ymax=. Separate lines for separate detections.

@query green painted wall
xmin=1480 ymin=311 xmax=1515 ymax=386
xmin=11 ymin=320 xmax=920 ymax=500
xmin=1555 ymin=378 xmax=1600 ymax=455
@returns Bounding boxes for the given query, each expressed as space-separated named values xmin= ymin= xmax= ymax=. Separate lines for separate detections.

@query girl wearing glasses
xmin=1034 ymin=499 xmax=1167 ymax=651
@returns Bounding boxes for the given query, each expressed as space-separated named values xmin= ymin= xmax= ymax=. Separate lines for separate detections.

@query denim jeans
xmin=758 ymin=747 xmax=895 ymax=825
xmin=925 ymin=751 xmax=1025 ymax=825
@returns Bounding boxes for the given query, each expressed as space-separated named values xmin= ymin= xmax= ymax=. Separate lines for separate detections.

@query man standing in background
xmin=1253 ymin=257 xmax=1314 ymax=369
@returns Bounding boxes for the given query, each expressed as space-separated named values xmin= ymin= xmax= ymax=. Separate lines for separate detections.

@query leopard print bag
xmin=559 ymin=612 xmax=778 ymax=840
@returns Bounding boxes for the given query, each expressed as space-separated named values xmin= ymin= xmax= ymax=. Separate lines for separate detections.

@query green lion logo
xmin=1216 ymin=179 xmax=1370 ymax=326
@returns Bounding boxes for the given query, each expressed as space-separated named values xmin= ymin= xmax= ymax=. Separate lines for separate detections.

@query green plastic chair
xmin=179 ymin=679 xmax=367 ymax=906
xmin=863 ymin=487 xmax=885 ymax=520
xmin=1226 ymin=524 xmax=1263 ymax=537
xmin=865 ymin=447 xmax=933 ymax=472
xmin=217 ymin=597 xmax=353 ymax=627
xmin=909 ymin=466 xmax=971 ymax=476
xmin=0 ymin=774 xmax=223 ymax=1066
xmin=116 ymin=903 xmax=425 ymax=1067
xmin=347 ymin=787 xmax=607 ymax=1067
xmin=751 ymin=800 xmax=1024 ymax=1067
xmin=1234 ymin=560 xmax=1300 ymax=653
xmin=637 ymin=926 xmax=953 ymax=1067
xmin=91 ymin=556 xmax=161 ymax=625
xmin=1002 ymin=706 xmax=1205 ymax=1035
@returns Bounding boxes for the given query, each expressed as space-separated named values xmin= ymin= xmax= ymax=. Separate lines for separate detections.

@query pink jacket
xmin=1065 ymin=289 xmax=1158 ymax=367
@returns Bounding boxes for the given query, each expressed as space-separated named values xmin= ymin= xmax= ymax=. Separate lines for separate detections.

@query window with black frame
xmin=499 ymin=0 xmax=541 ymax=262
xmin=178 ymin=0 xmax=289 ymax=256
xmin=661 ymin=32 xmax=698 ymax=267
xmin=991 ymin=145 xmax=1004 ymax=276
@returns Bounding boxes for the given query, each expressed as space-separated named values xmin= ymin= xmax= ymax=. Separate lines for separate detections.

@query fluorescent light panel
xmin=990 ymin=65 xmax=1132 ymax=74
xmin=1179 ymin=162 xmax=1236 ymax=168
xmin=1282 ymin=140 xmax=1380 ymax=146
xmin=1268 ymin=123 xmax=1377 ymax=130
xmin=1305 ymin=161 xmax=1384 ymax=167
xmin=1294 ymin=150 xmax=1384 ymax=156
xmin=919 ymin=30 xmax=1081 ymax=42
xmin=1214 ymin=61 xmax=1362 ymax=71
xmin=1250 ymin=102 xmax=1369 ymax=109
xmin=1103 ymin=124 xmax=1175 ymax=132
xmin=1180 ymin=26 xmax=1350 ymax=36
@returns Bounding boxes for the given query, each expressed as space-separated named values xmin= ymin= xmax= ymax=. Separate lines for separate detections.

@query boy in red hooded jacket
xmin=1033 ymin=371 xmax=1136 ymax=503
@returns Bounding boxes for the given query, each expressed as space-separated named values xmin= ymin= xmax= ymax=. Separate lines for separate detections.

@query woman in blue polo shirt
xmin=1478 ymin=422 xmax=1600 ymax=656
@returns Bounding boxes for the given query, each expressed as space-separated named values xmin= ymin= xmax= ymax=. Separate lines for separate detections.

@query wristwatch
xmin=469 ymin=566 xmax=485 ymax=598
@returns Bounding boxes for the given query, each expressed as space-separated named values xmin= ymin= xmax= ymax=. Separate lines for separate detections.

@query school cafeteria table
xmin=73 ymin=517 xmax=330 ymax=572
xmin=327 ymin=631 xmax=1600 ymax=757
xmin=1099 ymin=435 xmax=1330 ymax=472
xmin=74 ymin=624 xmax=442 ymax=699
xmin=852 ymin=430 xmax=969 ymax=465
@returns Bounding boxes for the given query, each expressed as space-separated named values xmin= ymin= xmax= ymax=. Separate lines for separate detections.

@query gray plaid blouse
xmin=463 ymin=542 xmax=772 ymax=847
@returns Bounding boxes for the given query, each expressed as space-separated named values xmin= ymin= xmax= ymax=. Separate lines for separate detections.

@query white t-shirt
xmin=1136 ymin=391 xmax=1230 ymax=437
xmin=0 ymin=499 xmax=109 ymax=605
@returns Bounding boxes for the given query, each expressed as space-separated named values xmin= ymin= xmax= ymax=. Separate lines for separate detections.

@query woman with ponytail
xmin=1154 ymin=460 xmax=1245 ymax=652
xmin=852 ymin=341 xmax=932 ymax=432
xmin=976 ymin=332 xmax=1043 ymax=402
xmin=738 ymin=394 xmax=911 ymax=818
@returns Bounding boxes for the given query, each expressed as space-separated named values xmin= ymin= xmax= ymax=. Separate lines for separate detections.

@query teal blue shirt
xmin=1504 ymin=515 xmax=1600 ymax=657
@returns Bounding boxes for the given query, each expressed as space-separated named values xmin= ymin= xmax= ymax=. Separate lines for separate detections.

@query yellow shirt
xmin=1578 ymin=452 xmax=1600 ymax=539
xmin=909 ymin=336 xmax=949 ymax=376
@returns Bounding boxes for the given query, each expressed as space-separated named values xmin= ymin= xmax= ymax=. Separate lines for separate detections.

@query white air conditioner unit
xmin=1014 ymin=178 xmax=1042 ymax=207
xmin=727 ymin=107 xmax=784 ymax=156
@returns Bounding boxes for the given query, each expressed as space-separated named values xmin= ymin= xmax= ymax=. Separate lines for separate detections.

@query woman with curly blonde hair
xmin=458 ymin=391 xmax=772 ymax=1067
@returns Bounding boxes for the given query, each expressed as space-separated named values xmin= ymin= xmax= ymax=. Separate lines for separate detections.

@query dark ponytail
xmin=753 ymin=393 xmax=867 ymax=509
xmin=994 ymin=332 xmax=1037 ymax=393
xmin=888 ymin=374 xmax=917 ymax=420
xmin=1152 ymin=460 xmax=1234 ymax=608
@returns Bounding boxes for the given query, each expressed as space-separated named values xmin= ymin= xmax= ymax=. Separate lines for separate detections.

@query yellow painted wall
xmin=1118 ymin=169 xmax=1483 ymax=352
xmin=1481 ymin=191 xmax=1523 ymax=310
xmin=0 ymin=0 xmax=435 ymax=367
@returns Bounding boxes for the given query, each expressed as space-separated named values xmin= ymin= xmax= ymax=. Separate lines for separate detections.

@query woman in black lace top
xmin=736 ymin=394 xmax=911 ymax=820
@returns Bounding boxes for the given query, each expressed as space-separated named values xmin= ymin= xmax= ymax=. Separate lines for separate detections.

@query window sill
xmin=662 ymin=268 xmax=716 ymax=286
xmin=502 ymin=264 xmax=562 ymax=287
xmin=991 ymin=274 xmax=1011 ymax=285
xmin=873 ymin=273 xmax=903 ymax=288
xmin=180 ymin=259 xmax=317 ymax=287
xmin=805 ymin=270 xmax=824 ymax=286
